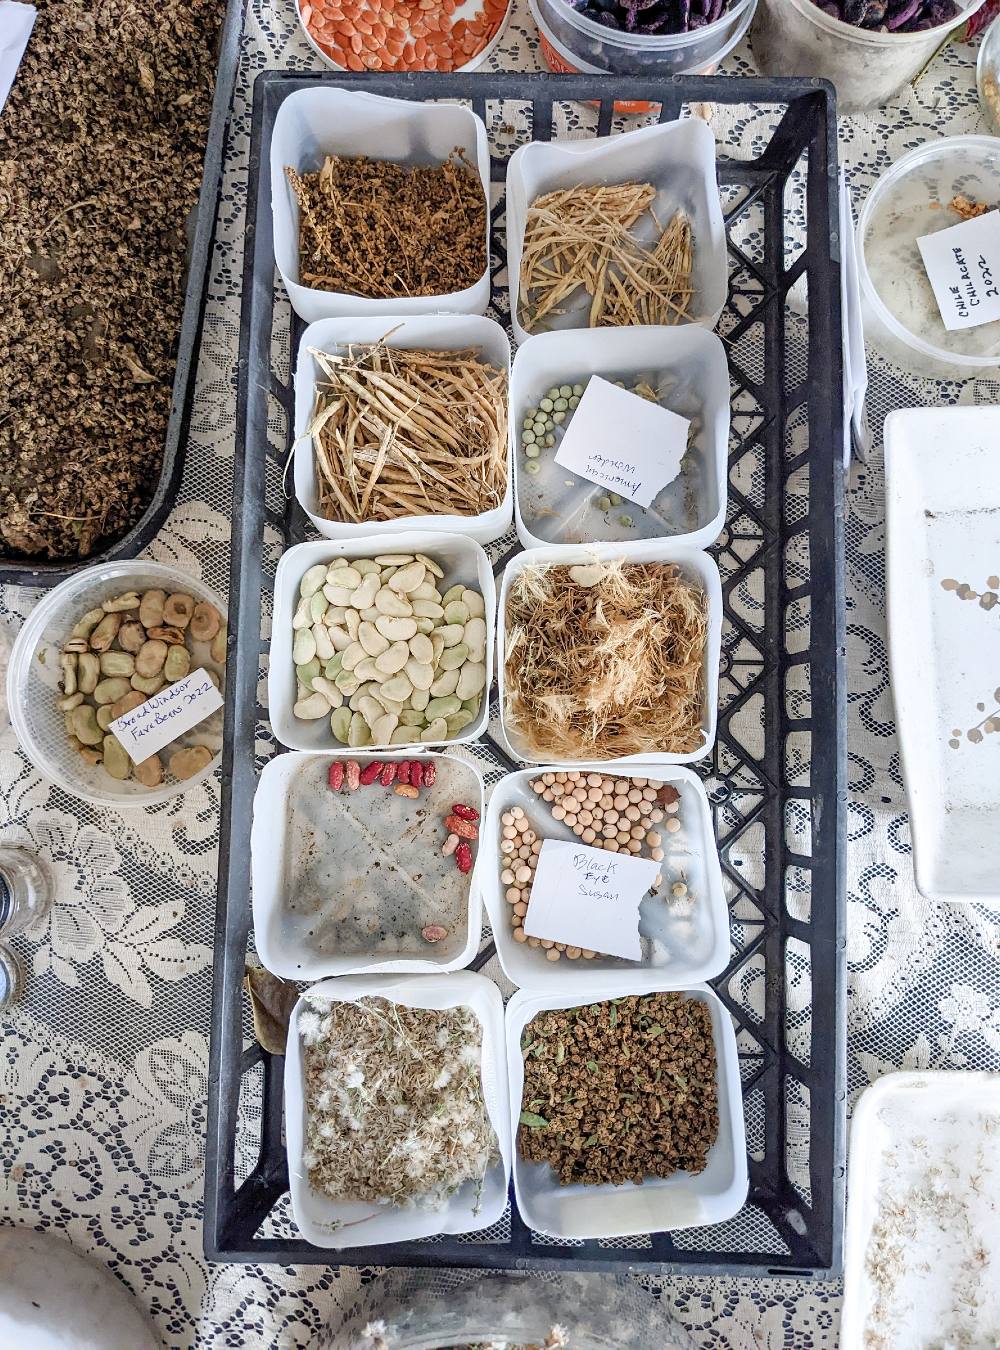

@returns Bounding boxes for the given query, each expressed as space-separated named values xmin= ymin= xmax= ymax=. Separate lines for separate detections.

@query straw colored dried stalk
xmin=307 ymin=338 xmax=508 ymax=524
xmin=504 ymin=559 xmax=708 ymax=760
xmin=518 ymin=182 xmax=694 ymax=332
xmin=300 ymin=996 xmax=497 ymax=1209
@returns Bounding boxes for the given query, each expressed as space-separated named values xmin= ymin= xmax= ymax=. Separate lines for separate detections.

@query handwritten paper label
xmin=553 ymin=375 xmax=690 ymax=510
xmin=917 ymin=211 xmax=1000 ymax=332
xmin=109 ymin=667 xmax=223 ymax=764
xmin=522 ymin=839 xmax=659 ymax=961
xmin=0 ymin=2 xmax=36 ymax=115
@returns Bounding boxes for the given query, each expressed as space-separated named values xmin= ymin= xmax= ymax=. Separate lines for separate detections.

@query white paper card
xmin=0 ymin=2 xmax=35 ymax=116
xmin=553 ymin=375 xmax=689 ymax=509
xmin=917 ymin=211 xmax=1000 ymax=332
xmin=109 ymin=668 xmax=223 ymax=764
xmin=522 ymin=839 xmax=659 ymax=961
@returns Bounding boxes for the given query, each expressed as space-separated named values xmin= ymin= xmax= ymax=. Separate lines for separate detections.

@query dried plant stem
xmin=518 ymin=182 xmax=695 ymax=332
xmin=504 ymin=559 xmax=708 ymax=759
xmin=307 ymin=339 xmax=508 ymax=524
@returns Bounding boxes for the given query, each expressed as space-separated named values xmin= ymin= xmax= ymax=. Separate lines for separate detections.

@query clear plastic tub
xmin=857 ymin=136 xmax=1000 ymax=378
xmin=7 ymin=561 xmax=226 ymax=808
xmin=978 ymin=14 xmax=1000 ymax=133
xmin=530 ymin=0 xmax=756 ymax=77
xmin=751 ymin=0 xmax=986 ymax=113
xmin=297 ymin=0 xmax=513 ymax=73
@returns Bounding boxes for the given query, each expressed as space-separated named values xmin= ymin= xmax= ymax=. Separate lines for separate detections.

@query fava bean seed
xmin=164 ymin=646 xmax=191 ymax=682
xmin=131 ymin=674 xmax=164 ymax=695
xmin=163 ymin=594 xmax=194 ymax=628
xmin=169 ymin=745 xmax=213 ymax=780
xmin=94 ymin=677 xmax=132 ymax=705
xmin=133 ymin=754 xmax=164 ymax=788
xmin=100 ymin=651 xmax=135 ymax=678
xmin=72 ymin=704 xmax=103 ymax=746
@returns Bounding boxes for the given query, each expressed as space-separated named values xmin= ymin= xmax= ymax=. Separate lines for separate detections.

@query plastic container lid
xmin=857 ymin=135 xmax=1000 ymax=373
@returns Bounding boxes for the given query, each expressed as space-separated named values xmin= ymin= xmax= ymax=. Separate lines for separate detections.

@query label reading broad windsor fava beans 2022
xmin=917 ymin=210 xmax=1000 ymax=332
xmin=108 ymin=668 xmax=223 ymax=764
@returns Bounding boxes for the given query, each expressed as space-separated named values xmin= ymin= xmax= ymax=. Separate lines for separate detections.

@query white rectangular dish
xmin=293 ymin=314 xmax=513 ymax=547
xmin=285 ymin=971 xmax=511 ymax=1248
xmin=269 ymin=532 xmax=496 ymax=753
xmin=251 ymin=751 xmax=483 ymax=979
xmin=480 ymin=761 xmax=728 ymax=989
xmin=270 ymin=87 xmax=491 ymax=323
xmin=505 ymin=117 xmax=727 ymax=346
xmin=497 ymin=541 xmax=722 ymax=766
xmin=510 ymin=326 xmax=729 ymax=551
xmin=506 ymin=981 xmax=747 ymax=1240
xmin=842 ymin=1070 xmax=1000 ymax=1349
xmin=885 ymin=407 xmax=1000 ymax=902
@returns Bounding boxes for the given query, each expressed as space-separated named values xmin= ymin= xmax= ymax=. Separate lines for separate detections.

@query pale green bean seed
xmin=330 ymin=707 xmax=352 ymax=742
xmin=324 ymin=654 xmax=343 ymax=679
xmin=348 ymin=712 xmax=371 ymax=748
xmin=439 ymin=643 xmax=469 ymax=671
xmin=430 ymin=668 xmax=460 ymax=698
xmin=443 ymin=600 xmax=469 ymax=625
xmin=420 ymin=717 xmax=449 ymax=742
xmin=399 ymin=708 xmax=426 ymax=726
xmin=442 ymin=584 xmax=465 ymax=605
xmin=292 ymin=629 xmax=316 ymax=665
xmin=390 ymin=725 xmax=416 ymax=744
xmin=300 ymin=564 xmax=327 ymax=598
xmin=309 ymin=592 xmax=328 ymax=624
xmin=463 ymin=590 xmax=485 ymax=618
xmin=426 ymin=695 xmax=461 ymax=720
xmin=411 ymin=687 xmax=430 ymax=712
xmin=445 ymin=709 xmax=475 ymax=735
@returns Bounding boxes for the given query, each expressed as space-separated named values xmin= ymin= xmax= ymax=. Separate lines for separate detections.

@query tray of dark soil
xmin=0 ymin=0 xmax=245 ymax=584
xmin=206 ymin=71 xmax=847 ymax=1279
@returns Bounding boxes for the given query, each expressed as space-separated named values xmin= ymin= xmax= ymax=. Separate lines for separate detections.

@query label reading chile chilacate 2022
xmin=917 ymin=210 xmax=1000 ymax=332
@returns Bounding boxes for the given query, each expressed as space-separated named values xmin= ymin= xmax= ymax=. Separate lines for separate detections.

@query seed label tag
xmin=0 ymin=2 xmax=35 ymax=115
xmin=109 ymin=667 xmax=222 ymax=764
xmin=553 ymin=375 xmax=689 ymax=509
xmin=522 ymin=838 xmax=658 ymax=961
xmin=917 ymin=210 xmax=1000 ymax=331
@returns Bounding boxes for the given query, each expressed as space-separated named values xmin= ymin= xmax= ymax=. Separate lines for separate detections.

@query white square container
xmin=251 ymin=751 xmax=483 ymax=979
xmin=285 ymin=971 xmax=511 ymax=1248
xmin=269 ymin=532 xmax=496 ymax=753
xmin=480 ymin=761 xmax=728 ymax=990
xmin=506 ymin=117 xmax=727 ymax=346
xmin=506 ymin=980 xmax=747 ymax=1240
xmin=510 ymin=326 xmax=729 ymax=550
xmin=270 ymin=87 xmax=491 ymax=324
xmin=497 ymin=542 xmax=722 ymax=766
xmin=293 ymin=315 xmax=513 ymax=547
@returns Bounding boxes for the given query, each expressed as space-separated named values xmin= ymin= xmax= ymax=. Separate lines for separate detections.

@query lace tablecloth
xmin=2 ymin=6 xmax=998 ymax=1346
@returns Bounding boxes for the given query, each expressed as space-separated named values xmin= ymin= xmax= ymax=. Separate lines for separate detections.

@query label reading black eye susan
xmin=917 ymin=210 xmax=1000 ymax=332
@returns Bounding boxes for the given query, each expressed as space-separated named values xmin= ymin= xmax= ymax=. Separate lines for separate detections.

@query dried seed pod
xmin=118 ymin=621 xmax=146 ymax=654
xmin=139 ymin=590 xmax=166 ymax=629
xmin=163 ymin=593 xmax=195 ymax=629
xmin=133 ymin=754 xmax=164 ymax=788
xmin=168 ymin=744 xmax=214 ymax=780
xmin=89 ymin=611 xmax=122 ymax=652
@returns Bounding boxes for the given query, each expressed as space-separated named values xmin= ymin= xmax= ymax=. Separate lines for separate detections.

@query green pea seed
xmin=554 ymin=397 xmax=568 ymax=411
xmin=596 ymin=496 xmax=612 ymax=512
xmin=539 ymin=398 xmax=553 ymax=412
xmin=525 ymin=460 xmax=541 ymax=475
xmin=619 ymin=514 xmax=633 ymax=527
xmin=533 ymin=419 xmax=547 ymax=434
xmin=545 ymin=434 xmax=555 ymax=447
xmin=558 ymin=384 xmax=572 ymax=398
xmin=523 ymin=429 xmax=536 ymax=444
xmin=569 ymin=395 xmax=580 ymax=409
xmin=572 ymin=383 xmax=584 ymax=396
xmin=553 ymin=411 xmax=566 ymax=425
xmin=525 ymin=444 xmax=540 ymax=458
xmin=547 ymin=386 xmax=560 ymax=400
xmin=609 ymin=493 xmax=621 ymax=506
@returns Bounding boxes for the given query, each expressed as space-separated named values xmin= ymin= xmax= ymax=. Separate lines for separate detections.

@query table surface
xmin=3 ymin=5 xmax=999 ymax=1347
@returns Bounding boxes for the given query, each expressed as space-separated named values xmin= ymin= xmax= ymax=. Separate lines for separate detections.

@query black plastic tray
xmin=206 ymin=71 xmax=847 ymax=1278
xmin=0 ymin=0 xmax=246 ymax=587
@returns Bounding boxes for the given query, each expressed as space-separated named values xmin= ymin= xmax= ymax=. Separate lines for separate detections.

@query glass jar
xmin=0 ymin=845 xmax=52 ymax=1012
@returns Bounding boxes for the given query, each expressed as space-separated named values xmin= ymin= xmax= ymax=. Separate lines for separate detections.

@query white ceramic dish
xmin=270 ymin=87 xmax=491 ymax=324
xmin=498 ymin=541 xmax=722 ymax=766
xmin=480 ymin=761 xmax=728 ymax=989
xmin=885 ymin=408 xmax=1000 ymax=903
xmin=269 ymin=532 xmax=496 ymax=754
xmin=285 ymin=971 xmax=511 ymax=1248
xmin=842 ymin=1071 xmax=1000 ymax=1349
xmin=7 ymin=561 xmax=226 ymax=809
xmin=510 ymin=326 xmax=729 ymax=550
xmin=506 ymin=980 xmax=747 ymax=1240
xmin=505 ymin=117 xmax=727 ymax=346
xmin=251 ymin=751 xmax=483 ymax=979
xmin=293 ymin=315 xmax=512 ymax=547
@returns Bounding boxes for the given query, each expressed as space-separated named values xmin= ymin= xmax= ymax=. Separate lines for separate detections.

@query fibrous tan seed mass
xmin=287 ymin=151 xmax=488 ymax=299
xmin=0 ymin=0 xmax=226 ymax=561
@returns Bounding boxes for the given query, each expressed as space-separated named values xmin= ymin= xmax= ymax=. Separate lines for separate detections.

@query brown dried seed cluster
xmin=518 ymin=993 xmax=719 ymax=1188
xmin=500 ymin=774 xmax=684 ymax=961
xmin=0 ymin=0 xmax=227 ymax=561
xmin=59 ymin=588 xmax=225 ymax=787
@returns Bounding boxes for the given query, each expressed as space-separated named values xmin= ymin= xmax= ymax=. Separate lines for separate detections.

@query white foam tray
xmin=885 ymin=407 xmax=1000 ymax=903
xmin=497 ymin=541 xmax=722 ymax=766
xmin=506 ymin=980 xmax=747 ymax=1240
xmin=480 ymin=761 xmax=728 ymax=990
xmin=271 ymin=87 xmax=491 ymax=323
xmin=251 ymin=750 xmax=484 ymax=979
xmin=293 ymin=314 xmax=513 ymax=546
xmin=268 ymin=531 xmax=496 ymax=754
xmin=505 ymin=116 xmax=728 ymax=346
xmin=285 ymin=971 xmax=511 ymax=1248
xmin=510 ymin=325 xmax=729 ymax=550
